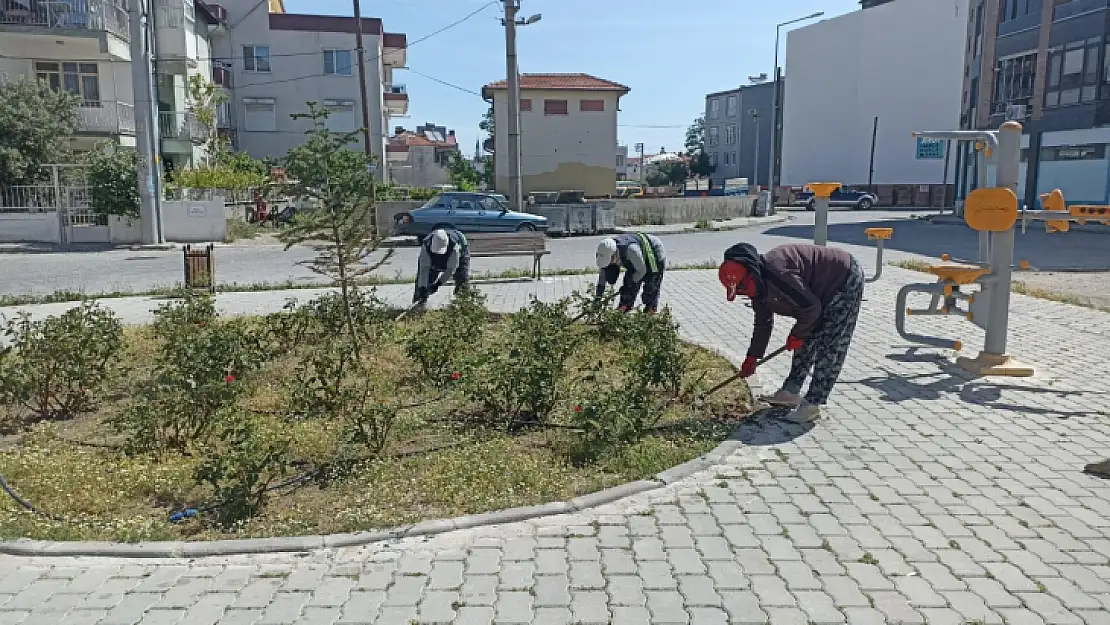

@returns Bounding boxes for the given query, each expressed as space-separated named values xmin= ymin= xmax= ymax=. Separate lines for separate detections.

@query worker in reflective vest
xmin=414 ymin=228 xmax=470 ymax=306
xmin=594 ymin=232 xmax=667 ymax=312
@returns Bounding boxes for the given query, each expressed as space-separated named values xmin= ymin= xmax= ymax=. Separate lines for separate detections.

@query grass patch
xmin=694 ymin=219 xmax=713 ymax=230
xmin=224 ymin=219 xmax=270 ymax=243
xmin=889 ymin=259 xmax=935 ymax=273
xmin=0 ymin=300 xmax=751 ymax=542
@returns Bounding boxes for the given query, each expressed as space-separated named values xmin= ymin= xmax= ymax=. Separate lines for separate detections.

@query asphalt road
xmin=1 ymin=207 xmax=1107 ymax=298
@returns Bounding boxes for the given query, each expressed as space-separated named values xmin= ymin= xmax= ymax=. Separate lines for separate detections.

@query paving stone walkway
xmin=1 ymin=260 xmax=1109 ymax=625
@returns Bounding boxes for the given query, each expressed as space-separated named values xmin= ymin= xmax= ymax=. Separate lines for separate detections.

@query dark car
xmin=393 ymin=192 xmax=549 ymax=237
xmin=793 ymin=185 xmax=877 ymax=211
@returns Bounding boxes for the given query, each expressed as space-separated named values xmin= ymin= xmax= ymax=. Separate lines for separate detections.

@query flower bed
xmin=0 ymin=289 xmax=751 ymax=542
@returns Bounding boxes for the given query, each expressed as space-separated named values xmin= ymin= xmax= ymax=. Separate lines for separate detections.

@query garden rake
xmin=692 ymin=345 xmax=789 ymax=406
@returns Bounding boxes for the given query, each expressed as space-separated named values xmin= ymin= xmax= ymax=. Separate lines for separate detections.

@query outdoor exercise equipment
xmin=807 ymin=182 xmax=839 ymax=246
xmin=864 ymin=227 xmax=893 ymax=283
xmin=894 ymin=121 xmax=1033 ymax=376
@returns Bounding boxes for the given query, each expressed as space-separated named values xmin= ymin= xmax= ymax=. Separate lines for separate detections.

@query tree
xmin=186 ymin=74 xmax=226 ymax=162
xmin=279 ymin=103 xmax=393 ymax=356
xmin=445 ymin=151 xmax=481 ymax=191
xmin=0 ymin=78 xmax=80 ymax=187
xmin=651 ymin=161 xmax=688 ymax=187
xmin=684 ymin=116 xmax=716 ymax=178
xmin=479 ymin=105 xmax=494 ymax=139
xmin=87 ymin=144 xmax=139 ymax=221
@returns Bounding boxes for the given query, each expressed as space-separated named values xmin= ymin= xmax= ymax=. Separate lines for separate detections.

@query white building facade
xmin=779 ymin=0 xmax=970 ymax=188
xmin=208 ymin=2 xmax=406 ymax=171
xmin=0 ymin=0 xmax=217 ymax=166
xmin=483 ymin=73 xmax=629 ymax=198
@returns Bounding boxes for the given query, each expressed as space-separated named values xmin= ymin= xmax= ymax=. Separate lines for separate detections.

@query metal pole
xmin=814 ymin=196 xmax=829 ymax=246
xmin=764 ymin=28 xmax=781 ymax=216
xmin=503 ymin=0 xmax=523 ymax=212
xmin=868 ymin=116 xmax=878 ymax=194
xmin=977 ymin=147 xmax=989 ymax=263
xmin=981 ymin=122 xmax=1021 ymax=357
xmin=129 ymin=0 xmax=163 ymax=245
xmin=941 ymin=139 xmax=951 ymax=213
xmin=352 ymin=0 xmax=373 ymax=159
xmin=752 ymin=114 xmax=760 ymax=192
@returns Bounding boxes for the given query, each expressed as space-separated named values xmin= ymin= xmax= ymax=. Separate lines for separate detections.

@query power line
xmin=406 ymin=69 xmax=484 ymax=97
xmin=619 ymin=124 xmax=687 ymax=129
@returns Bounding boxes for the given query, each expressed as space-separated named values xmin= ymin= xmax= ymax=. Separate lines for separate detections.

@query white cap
xmin=429 ymin=229 xmax=450 ymax=255
xmin=595 ymin=238 xmax=618 ymax=268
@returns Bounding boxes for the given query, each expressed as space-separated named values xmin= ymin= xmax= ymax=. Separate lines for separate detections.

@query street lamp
xmin=501 ymin=2 xmax=541 ymax=212
xmin=765 ymin=10 xmax=823 ymax=214
xmin=749 ymin=108 xmax=760 ymax=195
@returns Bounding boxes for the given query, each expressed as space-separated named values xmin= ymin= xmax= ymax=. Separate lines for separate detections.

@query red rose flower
xmin=225 ymin=374 xmax=235 ymax=383
xmin=450 ymin=372 xmax=461 ymax=381
xmin=574 ymin=405 xmax=583 ymax=413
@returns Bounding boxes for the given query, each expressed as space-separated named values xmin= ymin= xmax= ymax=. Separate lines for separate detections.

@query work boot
xmin=782 ymin=400 xmax=823 ymax=424
xmin=761 ymin=388 xmax=801 ymax=407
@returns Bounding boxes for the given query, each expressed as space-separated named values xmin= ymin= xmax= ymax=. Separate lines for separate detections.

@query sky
xmin=283 ymin=0 xmax=862 ymax=157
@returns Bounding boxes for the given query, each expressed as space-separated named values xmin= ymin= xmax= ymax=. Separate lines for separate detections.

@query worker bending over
xmin=595 ymin=232 xmax=667 ymax=313
xmin=717 ymin=242 xmax=864 ymax=423
xmin=414 ymin=228 xmax=471 ymax=307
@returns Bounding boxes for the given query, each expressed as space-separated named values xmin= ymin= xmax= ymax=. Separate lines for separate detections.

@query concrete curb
xmin=615 ymin=213 xmax=789 ymax=236
xmin=0 ymin=435 xmax=746 ymax=559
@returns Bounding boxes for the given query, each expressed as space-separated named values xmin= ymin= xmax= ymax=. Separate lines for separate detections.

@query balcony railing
xmin=0 ymin=0 xmax=129 ymax=40
xmin=75 ymin=100 xmax=136 ymax=134
xmin=158 ymin=110 xmax=208 ymax=143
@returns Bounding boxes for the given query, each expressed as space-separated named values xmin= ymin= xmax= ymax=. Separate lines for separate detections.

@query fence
xmin=0 ymin=164 xmax=96 ymax=220
xmin=0 ymin=0 xmax=129 ymax=40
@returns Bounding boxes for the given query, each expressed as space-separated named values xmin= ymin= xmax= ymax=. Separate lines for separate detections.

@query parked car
xmin=793 ymin=185 xmax=877 ymax=211
xmin=393 ymin=192 xmax=549 ymax=236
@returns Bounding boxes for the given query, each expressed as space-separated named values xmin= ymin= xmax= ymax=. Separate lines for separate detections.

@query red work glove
xmin=740 ymin=355 xmax=758 ymax=378
xmin=618 ymin=305 xmax=631 ymax=313
xmin=786 ymin=335 xmax=804 ymax=351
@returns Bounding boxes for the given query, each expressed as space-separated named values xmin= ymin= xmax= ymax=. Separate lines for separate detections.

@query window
xmin=324 ymin=99 xmax=356 ymax=132
xmin=544 ymin=99 xmax=568 ymax=115
xmin=34 ymin=61 xmax=100 ymax=104
xmin=243 ymin=45 xmax=271 ymax=72
xmin=323 ymin=49 xmax=353 ymax=76
xmin=709 ymin=152 xmax=718 ymax=166
xmin=520 ymin=98 xmax=532 ymax=111
xmin=993 ymin=52 xmax=1037 ymax=113
xmin=1046 ymin=38 xmax=1102 ymax=107
xmin=709 ymin=98 xmax=720 ymax=119
xmin=725 ymin=124 xmax=737 ymax=144
xmin=216 ymin=101 xmax=232 ymax=128
xmin=242 ymin=98 xmax=276 ymax=131
xmin=726 ymin=95 xmax=737 ymax=117
xmin=723 ymin=152 xmax=733 ymax=166
xmin=580 ymin=99 xmax=605 ymax=112
xmin=708 ymin=126 xmax=719 ymax=146
xmin=616 ymin=154 xmax=625 ymax=167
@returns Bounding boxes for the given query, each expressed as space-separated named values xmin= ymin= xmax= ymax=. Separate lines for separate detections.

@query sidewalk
xmin=616 ymin=213 xmax=788 ymax=236
xmin=2 ymin=265 xmax=1109 ymax=625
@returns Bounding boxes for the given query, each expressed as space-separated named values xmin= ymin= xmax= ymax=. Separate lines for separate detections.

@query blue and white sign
xmin=915 ymin=137 xmax=946 ymax=160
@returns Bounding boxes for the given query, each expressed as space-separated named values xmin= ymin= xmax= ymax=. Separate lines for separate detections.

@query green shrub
xmin=265 ymin=289 xmax=391 ymax=352
xmin=0 ymin=302 xmax=123 ymax=422
xmin=568 ymin=384 xmax=657 ymax=460
xmin=113 ymin=293 xmax=273 ymax=454
xmin=460 ymin=298 xmax=580 ymax=426
xmin=194 ymin=412 xmax=293 ymax=526
xmin=87 ymin=144 xmax=140 ymax=221
xmin=403 ymin=288 xmax=488 ymax=387
xmin=621 ymin=308 xmax=690 ymax=396
xmin=568 ymin=289 xmax=625 ymax=340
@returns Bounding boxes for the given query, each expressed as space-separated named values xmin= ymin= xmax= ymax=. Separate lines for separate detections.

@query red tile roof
xmin=482 ymin=73 xmax=630 ymax=96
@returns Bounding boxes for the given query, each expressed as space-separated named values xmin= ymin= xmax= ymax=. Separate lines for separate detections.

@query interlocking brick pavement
xmin=2 ymin=261 xmax=1110 ymax=624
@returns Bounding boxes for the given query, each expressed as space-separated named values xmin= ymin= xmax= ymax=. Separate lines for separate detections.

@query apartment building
xmin=703 ymin=81 xmax=775 ymax=188
xmin=962 ymin=0 xmax=1110 ymax=207
xmin=482 ymin=73 xmax=629 ymax=198
xmin=0 ymin=0 xmax=217 ymax=167
xmin=386 ymin=122 xmax=459 ymax=188
xmin=616 ymin=145 xmax=628 ymax=180
xmin=780 ymin=0 xmax=969 ymax=189
xmin=207 ymin=0 xmax=407 ymax=173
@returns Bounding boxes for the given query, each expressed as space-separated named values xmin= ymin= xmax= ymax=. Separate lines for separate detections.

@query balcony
xmin=382 ymin=32 xmax=406 ymax=68
xmin=383 ymin=87 xmax=408 ymax=116
xmin=0 ymin=0 xmax=129 ymax=40
xmin=158 ymin=111 xmax=208 ymax=144
xmin=212 ymin=65 xmax=231 ymax=88
xmin=385 ymin=143 xmax=409 ymax=162
xmin=75 ymin=100 xmax=135 ymax=135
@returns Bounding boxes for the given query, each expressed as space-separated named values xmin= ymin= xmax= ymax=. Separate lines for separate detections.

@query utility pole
xmin=128 ymin=0 xmax=163 ymax=244
xmin=502 ymin=0 xmax=523 ymax=212
xmin=352 ymin=0 xmax=373 ymax=160
xmin=750 ymin=109 xmax=760 ymax=194
xmin=636 ymin=142 xmax=644 ymax=184
xmin=867 ymin=116 xmax=878 ymax=194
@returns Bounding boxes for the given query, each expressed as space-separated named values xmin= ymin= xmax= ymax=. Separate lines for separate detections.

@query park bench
xmin=466 ymin=231 xmax=550 ymax=280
